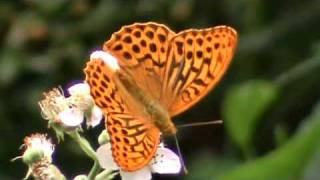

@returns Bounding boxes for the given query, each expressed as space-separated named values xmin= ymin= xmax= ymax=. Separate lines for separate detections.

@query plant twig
xmin=68 ymin=131 xmax=102 ymax=178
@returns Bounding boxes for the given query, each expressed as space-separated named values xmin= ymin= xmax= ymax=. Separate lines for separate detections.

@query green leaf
xmin=218 ymin=100 xmax=320 ymax=180
xmin=274 ymin=123 xmax=289 ymax=147
xmin=222 ymin=80 xmax=279 ymax=155
xmin=301 ymin=144 xmax=320 ymax=180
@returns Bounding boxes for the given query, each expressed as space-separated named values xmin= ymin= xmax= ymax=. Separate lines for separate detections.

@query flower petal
xmin=24 ymin=134 xmax=54 ymax=157
xmin=68 ymin=83 xmax=90 ymax=96
xmin=58 ymin=108 xmax=84 ymax=127
xmin=87 ymin=105 xmax=103 ymax=127
xmin=96 ymin=144 xmax=118 ymax=171
xmin=90 ymin=51 xmax=120 ymax=71
xmin=150 ymin=147 xmax=181 ymax=174
xmin=120 ymin=166 xmax=152 ymax=180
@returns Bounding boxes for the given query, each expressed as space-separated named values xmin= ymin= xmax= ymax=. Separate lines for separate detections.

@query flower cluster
xmin=18 ymin=81 xmax=182 ymax=180
xmin=20 ymin=133 xmax=65 ymax=180
xmin=38 ymin=83 xmax=103 ymax=138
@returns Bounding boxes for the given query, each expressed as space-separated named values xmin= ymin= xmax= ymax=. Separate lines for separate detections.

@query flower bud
xmin=98 ymin=130 xmax=110 ymax=145
xmin=22 ymin=133 xmax=54 ymax=166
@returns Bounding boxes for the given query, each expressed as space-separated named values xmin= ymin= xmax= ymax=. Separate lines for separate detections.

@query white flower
xmin=67 ymin=82 xmax=103 ymax=128
xmin=39 ymin=87 xmax=69 ymax=122
xmin=39 ymin=87 xmax=82 ymax=131
xmin=57 ymin=107 xmax=84 ymax=128
xmin=39 ymin=84 xmax=103 ymax=130
xmin=96 ymin=143 xmax=181 ymax=180
xmin=23 ymin=133 xmax=54 ymax=161
xmin=68 ymin=83 xmax=91 ymax=96
xmin=21 ymin=134 xmax=66 ymax=180
xmin=86 ymin=105 xmax=103 ymax=128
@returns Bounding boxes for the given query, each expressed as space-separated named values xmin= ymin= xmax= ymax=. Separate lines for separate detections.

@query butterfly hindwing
xmin=84 ymin=59 xmax=160 ymax=171
xmin=106 ymin=113 xmax=160 ymax=171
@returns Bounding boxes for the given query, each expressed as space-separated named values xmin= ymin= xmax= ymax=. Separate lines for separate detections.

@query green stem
xmin=49 ymin=164 xmax=67 ymax=180
xmin=88 ymin=161 xmax=101 ymax=179
xmin=95 ymin=170 xmax=118 ymax=180
xmin=274 ymin=56 xmax=320 ymax=88
xmin=68 ymin=131 xmax=98 ymax=161
xmin=67 ymin=131 xmax=102 ymax=178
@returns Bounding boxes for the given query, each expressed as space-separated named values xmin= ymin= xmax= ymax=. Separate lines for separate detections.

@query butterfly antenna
xmin=174 ymin=134 xmax=188 ymax=174
xmin=177 ymin=120 xmax=223 ymax=129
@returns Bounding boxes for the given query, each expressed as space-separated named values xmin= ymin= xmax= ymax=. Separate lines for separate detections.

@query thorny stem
xmin=67 ymin=131 xmax=102 ymax=178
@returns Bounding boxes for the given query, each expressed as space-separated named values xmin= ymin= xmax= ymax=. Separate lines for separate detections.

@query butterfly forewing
xmin=163 ymin=26 xmax=238 ymax=116
xmin=103 ymin=22 xmax=176 ymax=101
xmin=84 ymin=59 xmax=160 ymax=171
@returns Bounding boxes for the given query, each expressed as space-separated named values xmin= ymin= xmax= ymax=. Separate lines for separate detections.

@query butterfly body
xmin=85 ymin=22 xmax=237 ymax=171
xmin=114 ymin=67 xmax=176 ymax=135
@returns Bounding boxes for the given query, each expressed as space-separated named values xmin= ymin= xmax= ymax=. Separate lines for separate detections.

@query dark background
xmin=1 ymin=0 xmax=320 ymax=179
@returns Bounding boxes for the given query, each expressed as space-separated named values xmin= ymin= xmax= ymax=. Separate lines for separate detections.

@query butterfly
xmin=84 ymin=22 xmax=237 ymax=172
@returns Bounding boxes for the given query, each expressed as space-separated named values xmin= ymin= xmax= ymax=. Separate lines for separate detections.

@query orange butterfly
xmin=84 ymin=22 xmax=237 ymax=172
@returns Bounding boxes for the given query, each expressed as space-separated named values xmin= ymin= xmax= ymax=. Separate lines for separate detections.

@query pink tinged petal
xmin=150 ymin=147 xmax=182 ymax=174
xmin=68 ymin=83 xmax=90 ymax=96
xmin=87 ymin=105 xmax=103 ymax=127
xmin=90 ymin=51 xmax=120 ymax=70
xmin=58 ymin=108 xmax=84 ymax=127
xmin=120 ymin=166 xmax=152 ymax=180
xmin=26 ymin=134 xmax=54 ymax=157
xmin=96 ymin=144 xmax=118 ymax=171
xmin=158 ymin=143 xmax=164 ymax=148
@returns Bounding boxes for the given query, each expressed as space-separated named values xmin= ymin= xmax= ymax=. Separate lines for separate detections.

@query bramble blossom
xmin=21 ymin=133 xmax=65 ymax=180
xmin=96 ymin=142 xmax=181 ymax=180
xmin=39 ymin=83 xmax=103 ymax=131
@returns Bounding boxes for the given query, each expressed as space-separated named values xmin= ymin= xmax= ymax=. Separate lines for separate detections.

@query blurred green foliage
xmin=220 ymin=101 xmax=320 ymax=180
xmin=223 ymin=80 xmax=279 ymax=157
xmin=1 ymin=0 xmax=320 ymax=179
